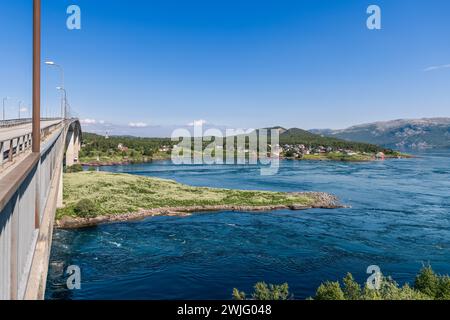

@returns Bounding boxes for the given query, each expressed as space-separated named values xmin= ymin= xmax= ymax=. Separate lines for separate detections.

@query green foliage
xmin=313 ymin=267 xmax=449 ymax=300
xmin=254 ymin=282 xmax=290 ymax=300
xmin=343 ymin=273 xmax=361 ymax=300
xmin=283 ymin=149 xmax=296 ymax=158
xmin=79 ymin=133 xmax=173 ymax=163
xmin=414 ymin=266 xmax=450 ymax=300
xmin=437 ymin=276 xmax=450 ymax=300
xmin=73 ymin=199 xmax=98 ymax=218
xmin=232 ymin=288 xmax=246 ymax=300
xmin=232 ymin=282 xmax=291 ymax=300
xmin=279 ymin=128 xmax=393 ymax=154
xmin=313 ymin=274 xmax=432 ymax=300
xmin=377 ymin=278 xmax=430 ymax=300
xmin=314 ymin=281 xmax=346 ymax=300
xmin=360 ymin=284 xmax=382 ymax=300
xmin=414 ymin=266 xmax=439 ymax=298
xmin=237 ymin=267 xmax=449 ymax=301
xmin=65 ymin=164 xmax=83 ymax=173
xmin=80 ymin=129 xmax=396 ymax=165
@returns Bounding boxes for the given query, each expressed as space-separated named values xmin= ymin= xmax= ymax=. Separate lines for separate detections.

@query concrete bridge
xmin=0 ymin=118 xmax=82 ymax=299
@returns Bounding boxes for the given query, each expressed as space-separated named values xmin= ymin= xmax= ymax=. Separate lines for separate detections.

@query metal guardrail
xmin=0 ymin=119 xmax=32 ymax=128
xmin=0 ymin=118 xmax=62 ymax=128
xmin=0 ymin=118 xmax=79 ymax=299
xmin=0 ymin=119 xmax=64 ymax=168
xmin=0 ymin=130 xmax=65 ymax=299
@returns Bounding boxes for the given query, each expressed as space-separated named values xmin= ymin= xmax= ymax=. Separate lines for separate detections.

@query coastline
xmin=56 ymin=192 xmax=345 ymax=229
xmin=80 ymin=154 xmax=413 ymax=167
xmin=81 ymin=157 xmax=162 ymax=167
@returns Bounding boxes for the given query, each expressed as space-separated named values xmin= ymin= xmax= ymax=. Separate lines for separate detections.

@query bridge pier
xmin=65 ymin=131 xmax=74 ymax=167
xmin=65 ymin=130 xmax=80 ymax=167
xmin=56 ymin=166 xmax=63 ymax=209
xmin=74 ymin=132 xmax=81 ymax=163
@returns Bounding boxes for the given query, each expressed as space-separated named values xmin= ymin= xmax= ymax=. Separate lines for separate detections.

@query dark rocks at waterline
xmin=56 ymin=192 xmax=345 ymax=229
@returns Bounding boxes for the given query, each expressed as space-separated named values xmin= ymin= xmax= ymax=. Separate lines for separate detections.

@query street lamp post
xmin=32 ymin=0 xmax=41 ymax=153
xmin=2 ymin=96 xmax=10 ymax=120
xmin=18 ymin=100 xmax=23 ymax=119
xmin=45 ymin=61 xmax=65 ymax=119
xmin=56 ymin=87 xmax=67 ymax=119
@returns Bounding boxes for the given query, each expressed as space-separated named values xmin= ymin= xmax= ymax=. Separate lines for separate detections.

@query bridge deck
xmin=0 ymin=120 xmax=62 ymax=142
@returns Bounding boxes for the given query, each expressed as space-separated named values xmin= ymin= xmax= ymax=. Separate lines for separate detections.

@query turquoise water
xmin=46 ymin=151 xmax=450 ymax=299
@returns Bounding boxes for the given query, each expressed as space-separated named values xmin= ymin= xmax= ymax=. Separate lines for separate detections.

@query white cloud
xmin=99 ymin=120 xmax=105 ymax=124
xmin=19 ymin=107 xmax=28 ymax=113
xmin=80 ymin=118 xmax=97 ymax=125
xmin=129 ymin=122 xmax=148 ymax=128
xmin=187 ymin=119 xmax=207 ymax=127
xmin=424 ymin=64 xmax=450 ymax=72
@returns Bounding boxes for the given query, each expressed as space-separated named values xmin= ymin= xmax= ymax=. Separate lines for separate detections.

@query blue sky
xmin=1 ymin=0 xmax=449 ymax=134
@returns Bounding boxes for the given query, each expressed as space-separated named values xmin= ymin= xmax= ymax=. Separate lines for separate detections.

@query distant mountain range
xmin=82 ymin=117 xmax=450 ymax=151
xmin=310 ymin=118 xmax=450 ymax=150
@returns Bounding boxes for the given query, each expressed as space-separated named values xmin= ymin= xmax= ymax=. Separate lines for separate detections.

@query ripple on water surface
xmin=46 ymin=152 xmax=450 ymax=299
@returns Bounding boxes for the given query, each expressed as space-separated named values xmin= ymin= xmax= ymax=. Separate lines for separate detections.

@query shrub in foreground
xmin=233 ymin=266 xmax=450 ymax=300
xmin=313 ymin=267 xmax=444 ymax=300
xmin=65 ymin=164 xmax=83 ymax=173
xmin=233 ymin=282 xmax=291 ymax=300
xmin=73 ymin=199 xmax=98 ymax=218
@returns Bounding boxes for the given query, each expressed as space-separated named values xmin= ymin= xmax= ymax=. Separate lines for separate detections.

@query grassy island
xmin=56 ymin=171 xmax=341 ymax=228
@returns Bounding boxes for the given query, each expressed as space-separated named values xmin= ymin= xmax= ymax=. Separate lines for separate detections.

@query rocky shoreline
xmin=56 ymin=192 xmax=345 ymax=229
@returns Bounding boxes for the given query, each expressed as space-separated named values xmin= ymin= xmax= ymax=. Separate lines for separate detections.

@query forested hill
xmin=81 ymin=127 xmax=395 ymax=158
xmin=276 ymin=127 xmax=394 ymax=153
xmin=80 ymin=133 xmax=173 ymax=158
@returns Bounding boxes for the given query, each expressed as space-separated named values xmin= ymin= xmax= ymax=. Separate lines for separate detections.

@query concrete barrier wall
xmin=0 ymin=161 xmax=39 ymax=300
xmin=0 ymin=120 xmax=80 ymax=300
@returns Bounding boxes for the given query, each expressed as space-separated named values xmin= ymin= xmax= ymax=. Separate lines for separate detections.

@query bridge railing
xmin=0 ymin=120 xmax=70 ymax=300
xmin=0 ymin=119 xmax=32 ymax=128
xmin=0 ymin=120 xmax=64 ymax=169
xmin=0 ymin=118 xmax=61 ymax=129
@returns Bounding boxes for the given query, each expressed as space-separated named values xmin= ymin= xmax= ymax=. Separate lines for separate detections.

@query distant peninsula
xmin=79 ymin=127 xmax=409 ymax=166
